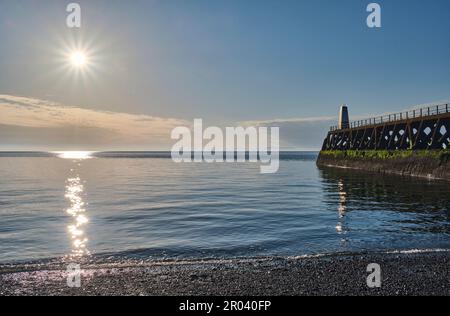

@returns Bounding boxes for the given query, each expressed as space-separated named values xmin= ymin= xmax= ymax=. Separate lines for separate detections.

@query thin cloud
xmin=0 ymin=95 xmax=190 ymax=150
xmin=238 ymin=116 xmax=336 ymax=151
xmin=241 ymin=116 xmax=336 ymax=127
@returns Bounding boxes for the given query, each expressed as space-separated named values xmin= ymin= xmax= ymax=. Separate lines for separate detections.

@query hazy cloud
xmin=0 ymin=95 xmax=364 ymax=151
xmin=241 ymin=117 xmax=336 ymax=150
xmin=0 ymin=95 xmax=190 ymax=150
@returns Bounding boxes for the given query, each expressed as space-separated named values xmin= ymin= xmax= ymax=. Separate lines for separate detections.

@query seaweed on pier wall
xmin=320 ymin=150 xmax=450 ymax=160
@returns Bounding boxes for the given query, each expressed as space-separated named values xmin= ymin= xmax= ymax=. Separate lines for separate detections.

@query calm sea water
xmin=0 ymin=152 xmax=449 ymax=264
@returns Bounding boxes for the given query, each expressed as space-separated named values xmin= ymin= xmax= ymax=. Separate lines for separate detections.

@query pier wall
xmin=318 ymin=104 xmax=450 ymax=181
xmin=317 ymin=150 xmax=450 ymax=181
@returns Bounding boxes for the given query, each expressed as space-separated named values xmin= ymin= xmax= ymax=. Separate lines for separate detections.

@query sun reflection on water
xmin=65 ymin=175 xmax=90 ymax=257
xmin=56 ymin=151 xmax=94 ymax=160
xmin=336 ymin=179 xmax=348 ymax=235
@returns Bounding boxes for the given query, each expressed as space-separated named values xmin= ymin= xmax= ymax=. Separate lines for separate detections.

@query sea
xmin=0 ymin=151 xmax=449 ymax=264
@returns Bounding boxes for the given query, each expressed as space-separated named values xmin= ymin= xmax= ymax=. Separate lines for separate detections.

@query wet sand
xmin=0 ymin=251 xmax=449 ymax=296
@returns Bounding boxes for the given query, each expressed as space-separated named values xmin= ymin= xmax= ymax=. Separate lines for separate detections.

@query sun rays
xmin=49 ymin=32 xmax=104 ymax=84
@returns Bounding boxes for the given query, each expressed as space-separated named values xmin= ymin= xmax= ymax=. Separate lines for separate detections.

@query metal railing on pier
xmin=330 ymin=103 xmax=449 ymax=131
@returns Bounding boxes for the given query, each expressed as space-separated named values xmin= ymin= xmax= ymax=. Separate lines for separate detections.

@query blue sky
xmin=0 ymin=0 xmax=449 ymax=150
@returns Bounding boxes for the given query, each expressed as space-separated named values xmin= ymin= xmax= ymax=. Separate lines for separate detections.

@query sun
xmin=69 ymin=51 xmax=87 ymax=67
